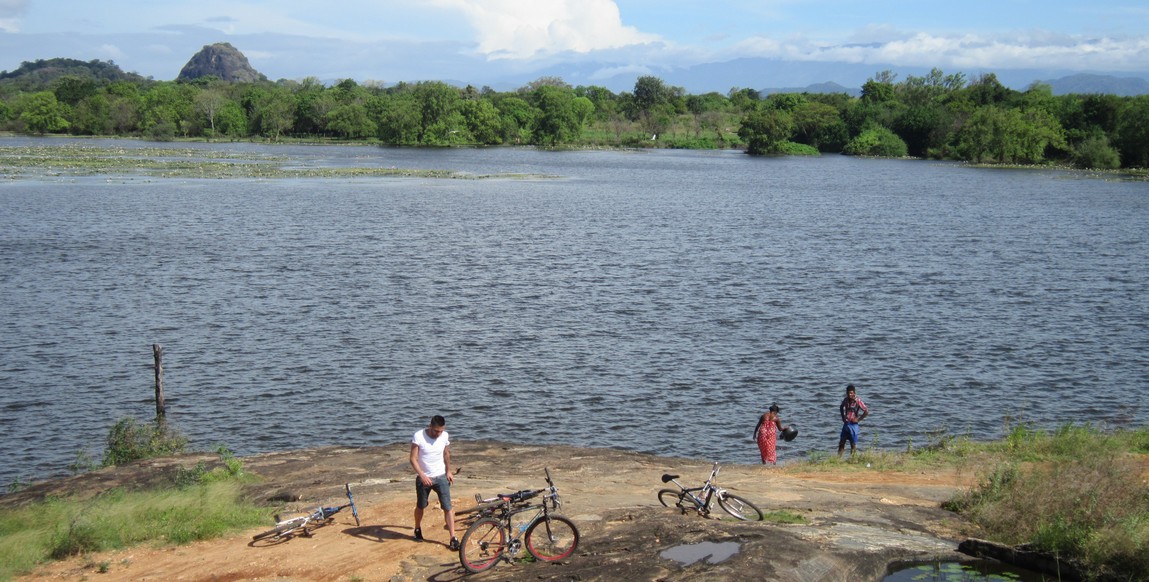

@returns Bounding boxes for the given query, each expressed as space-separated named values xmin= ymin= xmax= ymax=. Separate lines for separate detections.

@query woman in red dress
xmin=754 ymin=403 xmax=784 ymax=465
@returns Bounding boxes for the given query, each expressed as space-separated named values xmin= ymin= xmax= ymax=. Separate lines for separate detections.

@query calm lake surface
xmin=2 ymin=138 xmax=1147 ymax=486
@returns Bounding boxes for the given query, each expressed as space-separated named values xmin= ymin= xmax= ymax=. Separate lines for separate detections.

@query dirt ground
xmin=8 ymin=441 xmax=988 ymax=582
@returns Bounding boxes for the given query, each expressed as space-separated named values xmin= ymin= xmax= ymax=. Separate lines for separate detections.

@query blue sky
xmin=2 ymin=0 xmax=1147 ymax=91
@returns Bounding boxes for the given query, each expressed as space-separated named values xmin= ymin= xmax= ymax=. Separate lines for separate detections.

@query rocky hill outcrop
xmin=177 ymin=42 xmax=267 ymax=83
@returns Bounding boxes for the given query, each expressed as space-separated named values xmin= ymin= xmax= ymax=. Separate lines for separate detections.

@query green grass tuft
xmin=797 ymin=423 xmax=1149 ymax=580
xmin=0 ymin=480 xmax=269 ymax=580
xmin=761 ymin=510 xmax=806 ymax=525
xmin=942 ymin=424 xmax=1149 ymax=580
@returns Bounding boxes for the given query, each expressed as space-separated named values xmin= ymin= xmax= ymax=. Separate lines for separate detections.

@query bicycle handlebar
xmin=472 ymin=470 xmax=561 ymax=512
xmin=500 ymin=489 xmax=543 ymax=503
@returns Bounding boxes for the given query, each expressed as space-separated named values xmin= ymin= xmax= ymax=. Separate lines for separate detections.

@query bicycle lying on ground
xmin=658 ymin=462 xmax=764 ymax=521
xmin=457 ymin=468 xmax=580 ymax=573
xmin=252 ymin=483 xmax=360 ymax=543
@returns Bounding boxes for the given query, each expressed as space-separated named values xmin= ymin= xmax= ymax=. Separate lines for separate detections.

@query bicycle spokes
xmin=459 ymin=518 xmax=507 ymax=573
xmin=525 ymin=516 xmax=579 ymax=562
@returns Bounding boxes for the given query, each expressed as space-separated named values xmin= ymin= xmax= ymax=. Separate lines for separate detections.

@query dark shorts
xmin=840 ymin=423 xmax=860 ymax=446
xmin=415 ymin=474 xmax=453 ymax=510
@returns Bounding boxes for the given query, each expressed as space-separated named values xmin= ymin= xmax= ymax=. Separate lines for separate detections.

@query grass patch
xmin=0 ymin=477 xmax=269 ymax=580
xmin=796 ymin=424 xmax=1149 ymax=580
xmin=761 ymin=510 xmax=806 ymax=525
xmin=942 ymin=425 xmax=1149 ymax=580
xmin=1 ymin=419 xmax=268 ymax=581
xmin=798 ymin=430 xmax=988 ymax=473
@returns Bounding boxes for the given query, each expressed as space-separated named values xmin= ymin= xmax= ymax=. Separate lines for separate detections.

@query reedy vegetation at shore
xmin=0 ymin=143 xmax=552 ymax=180
xmin=3 ymin=58 xmax=1149 ymax=170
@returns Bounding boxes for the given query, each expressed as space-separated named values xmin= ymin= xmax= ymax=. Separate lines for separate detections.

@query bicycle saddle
xmin=661 ymin=474 xmax=678 ymax=483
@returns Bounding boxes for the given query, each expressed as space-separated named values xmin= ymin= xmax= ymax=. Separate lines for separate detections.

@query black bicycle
xmin=658 ymin=462 xmax=764 ymax=521
xmin=457 ymin=468 xmax=579 ymax=573
xmin=252 ymin=483 xmax=360 ymax=542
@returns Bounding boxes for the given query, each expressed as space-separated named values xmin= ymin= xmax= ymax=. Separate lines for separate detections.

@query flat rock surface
xmin=8 ymin=441 xmax=980 ymax=581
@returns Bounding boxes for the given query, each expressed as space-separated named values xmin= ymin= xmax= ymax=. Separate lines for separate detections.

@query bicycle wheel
xmin=525 ymin=515 xmax=579 ymax=562
xmin=459 ymin=517 xmax=507 ymax=573
xmin=717 ymin=492 xmax=764 ymax=521
xmin=251 ymin=517 xmax=306 ymax=541
xmin=658 ymin=489 xmax=686 ymax=509
xmin=252 ymin=527 xmax=283 ymax=541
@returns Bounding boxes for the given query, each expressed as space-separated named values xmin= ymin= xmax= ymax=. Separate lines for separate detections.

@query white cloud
xmin=0 ymin=0 xmax=25 ymax=32
xmin=428 ymin=0 xmax=660 ymax=59
xmin=97 ymin=43 xmax=124 ymax=60
xmin=588 ymin=63 xmax=653 ymax=81
xmin=732 ymin=30 xmax=1149 ymax=72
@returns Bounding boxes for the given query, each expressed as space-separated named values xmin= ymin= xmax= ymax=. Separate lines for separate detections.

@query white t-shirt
xmin=412 ymin=428 xmax=450 ymax=478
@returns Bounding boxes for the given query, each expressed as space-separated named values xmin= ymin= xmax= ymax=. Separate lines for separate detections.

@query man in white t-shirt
xmin=409 ymin=415 xmax=457 ymax=550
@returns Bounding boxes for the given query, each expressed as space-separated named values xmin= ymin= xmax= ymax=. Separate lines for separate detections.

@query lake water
xmin=2 ymin=138 xmax=1147 ymax=487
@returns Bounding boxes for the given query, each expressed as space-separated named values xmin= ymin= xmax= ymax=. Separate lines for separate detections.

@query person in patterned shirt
xmin=837 ymin=384 xmax=869 ymax=457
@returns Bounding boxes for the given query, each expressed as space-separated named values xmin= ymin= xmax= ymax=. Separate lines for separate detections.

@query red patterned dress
xmin=755 ymin=414 xmax=780 ymax=465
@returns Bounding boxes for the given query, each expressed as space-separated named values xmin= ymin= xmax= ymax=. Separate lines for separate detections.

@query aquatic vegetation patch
xmin=0 ymin=144 xmax=555 ymax=180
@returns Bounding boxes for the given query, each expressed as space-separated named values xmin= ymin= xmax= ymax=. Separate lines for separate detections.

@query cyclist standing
xmin=410 ymin=414 xmax=459 ymax=550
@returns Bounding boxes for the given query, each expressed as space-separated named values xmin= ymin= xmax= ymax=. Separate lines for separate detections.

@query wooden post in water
xmin=153 ymin=344 xmax=166 ymax=417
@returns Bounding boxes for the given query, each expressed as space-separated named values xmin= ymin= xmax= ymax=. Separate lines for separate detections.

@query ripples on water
xmin=1 ymin=140 xmax=1147 ymax=486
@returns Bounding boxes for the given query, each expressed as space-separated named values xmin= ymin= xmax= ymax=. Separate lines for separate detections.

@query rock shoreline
xmin=7 ymin=441 xmax=981 ymax=581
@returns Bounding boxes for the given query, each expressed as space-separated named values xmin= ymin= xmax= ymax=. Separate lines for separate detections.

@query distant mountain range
xmin=1037 ymin=73 xmax=1149 ymax=97
xmin=755 ymin=74 xmax=1149 ymax=98
xmin=510 ymin=57 xmax=1149 ymax=97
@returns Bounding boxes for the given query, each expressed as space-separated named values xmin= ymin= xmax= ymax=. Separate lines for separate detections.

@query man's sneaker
xmin=413 ymin=527 xmax=423 ymax=541
xmin=448 ymin=536 xmax=460 ymax=551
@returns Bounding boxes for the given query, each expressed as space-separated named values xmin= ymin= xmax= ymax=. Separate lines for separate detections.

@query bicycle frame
xmin=252 ymin=483 xmax=360 ymax=542
xmin=505 ymin=493 xmax=560 ymax=552
xmin=477 ymin=485 xmax=559 ymax=555
xmin=661 ymin=462 xmax=725 ymax=515
xmin=658 ymin=462 xmax=764 ymax=521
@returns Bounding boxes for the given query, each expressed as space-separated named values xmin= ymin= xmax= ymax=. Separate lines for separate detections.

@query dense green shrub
xmin=1071 ymin=134 xmax=1121 ymax=169
xmin=843 ymin=126 xmax=908 ymax=157
xmin=102 ymin=417 xmax=188 ymax=467
xmin=776 ymin=141 xmax=820 ymax=156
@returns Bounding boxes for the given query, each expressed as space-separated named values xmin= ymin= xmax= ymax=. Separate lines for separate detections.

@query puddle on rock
xmin=660 ymin=541 xmax=741 ymax=565
xmin=884 ymin=560 xmax=1047 ymax=581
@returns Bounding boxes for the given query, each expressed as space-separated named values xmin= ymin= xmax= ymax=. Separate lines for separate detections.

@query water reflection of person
xmin=754 ymin=403 xmax=784 ymax=465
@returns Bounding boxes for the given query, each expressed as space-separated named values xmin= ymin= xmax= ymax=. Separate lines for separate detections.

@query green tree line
xmin=3 ymin=61 xmax=1148 ymax=169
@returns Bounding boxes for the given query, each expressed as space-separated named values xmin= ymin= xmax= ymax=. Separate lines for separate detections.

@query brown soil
xmin=7 ymin=442 xmax=984 ymax=582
